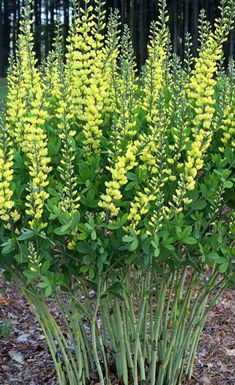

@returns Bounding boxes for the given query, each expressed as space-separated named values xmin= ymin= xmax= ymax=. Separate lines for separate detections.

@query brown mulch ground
xmin=0 ymin=275 xmax=234 ymax=385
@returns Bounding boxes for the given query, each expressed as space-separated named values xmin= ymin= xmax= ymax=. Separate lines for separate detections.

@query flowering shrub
xmin=0 ymin=1 xmax=235 ymax=385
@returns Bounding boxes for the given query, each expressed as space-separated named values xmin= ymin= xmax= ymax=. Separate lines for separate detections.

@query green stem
xmin=149 ymin=276 xmax=169 ymax=385
xmin=29 ymin=298 xmax=66 ymax=385
xmin=90 ymin=277 xmax=106 ymax=385
xmin=115 ymin=299 xmax=129 ymax=385
xmin=186 ymin=280 xmax=227 ymax=379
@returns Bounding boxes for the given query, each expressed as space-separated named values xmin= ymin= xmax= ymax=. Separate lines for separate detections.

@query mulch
xmin=0 ymin=275 xmax=234 ymax=385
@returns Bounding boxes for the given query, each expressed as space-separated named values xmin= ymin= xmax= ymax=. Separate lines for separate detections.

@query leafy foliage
xmin=0 ymin=1 xmax=235 ymax=385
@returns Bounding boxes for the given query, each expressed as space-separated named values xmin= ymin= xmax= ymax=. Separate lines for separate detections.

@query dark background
xmin=0 ymin=0 xmax=234 ymax=77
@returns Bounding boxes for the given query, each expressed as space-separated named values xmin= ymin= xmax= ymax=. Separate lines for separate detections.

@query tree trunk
xmin=63 ymin=0 xmax=69 ymax=49
xmin=2 ymin=0 xmax=11 ymax=76
xmin=35 ymin=0 xmax=42 ymax=63
xmin=50 ymin=0 xmax=55 ymax=50
xmin=192 ymin=0 xmax=199 ymax=56
xmin=45 ymin=0 xmax=49 ymax=56
xmin=0 ymin=0 xmax=3 ymax=77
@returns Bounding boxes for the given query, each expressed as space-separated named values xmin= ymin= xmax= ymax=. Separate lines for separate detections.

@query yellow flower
xmin=7 ymin=3 xmax=51 ymax=230
xmin=65 ymin=0 xmax=109 ymax=157
xmin=161 ymin=33 xmax=223 ymax=223
xmin=219 ymin=85 xmax=235 ymax=152
xmin=99 ymin=144 xmax=138 ymax=216
xmin=0 ymin=122 xmax=20 ymax=227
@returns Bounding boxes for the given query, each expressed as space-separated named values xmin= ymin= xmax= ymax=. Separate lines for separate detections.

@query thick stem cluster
xmin=21 ymin=267 xmax=226 ymax=385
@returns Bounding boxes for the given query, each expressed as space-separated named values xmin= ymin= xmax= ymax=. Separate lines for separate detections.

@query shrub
xmin=0 ymin=1 xmax=235 ymax=384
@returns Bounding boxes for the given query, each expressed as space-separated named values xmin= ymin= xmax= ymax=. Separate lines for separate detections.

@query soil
xmin=0 ymin=275 xmax=234 ymax=385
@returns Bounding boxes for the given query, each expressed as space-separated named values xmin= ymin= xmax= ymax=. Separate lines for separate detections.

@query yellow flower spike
xmin=65 ymin=0 xmax=110 ymax=157
xmin=55 ymin=76 xmax=80 ymax=217
xmin=157 ymin=32 xmax=225 ymax=227
xmin=0 ymin=121 xmax=20 ymax=228
xmin=127 ymin=5 xmax=173 ymax=234
xmin=7 ymin=2 xmax=51 ymax=231
xmin=99 ymin=144 xmax=138 ymax=217
xmin=219 ymin=77 xmax=235 ymax=152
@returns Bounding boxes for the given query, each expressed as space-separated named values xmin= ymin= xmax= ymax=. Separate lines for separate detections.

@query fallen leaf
xmin=225 ymin=348 xmax=235 ymax=356
xmin=8 ymin=349 xmax=25 ymax=365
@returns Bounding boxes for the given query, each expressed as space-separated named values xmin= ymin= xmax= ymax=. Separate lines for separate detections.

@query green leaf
xmin=54 ymin=224 xmax=71 ymax=235
xmin=219 ymin=262 xmax=229 ymax=273
xmin=183 ymin=226 xmax=192 ymax=238
xmin=76 ymin=242 xmax=94 ymax=255
xmin=14 ymin=254 xmax=27 ymax=264
xmin=224 ymin=147 xmax=234 ymax=164
xmin=23 ymin=270 xmax=37 ymax=283
xmin=77 ymin=232 xmax=88 ymax=240
xmin=107 ymin=222 xmax=121 ymax=230
xmin=194 ymin=200 xmax=207 ymax=210
xmin=83 ymin=255 xmax=93 ymax=265
xmin=79 ymin=164 xmax=94 ymax=180
xmin=58 ymin=211 xmax=70 ymax=225
xmin=176 ymin=226 xmax=182 ymax=238
xmin=41 ymin=261 xmax=50 ymax=274
xmin=164 ymin=242 xmax=175 ymax=252
xmin=125 ymin=181 xmax=138 ymax=191
xmin=130 ymin=239 xmax=138 ymax=251
xmin=154 ymin=247 xmax=160 ymax=257
xmin=208 ymin=253 xmax=227 ymax=264
xmin=87 ymin=188 xmax=96 ymax=202
xmin=224 ymin=181 xmax=233 ymax=189
xmin=48 ymin=188 xmax=60 ymax=197
xmin=17 ymin=229 xmax=35 ymax=241
xmin=120 ymin=213 xmax=128 ymax=226
xmin=37 ymin=281 xmax=49 ymax=289
xmin=122 ymin=235 xmax=134 ymax=243
xmin=184 ymin=237 xmax=197 ymax=245
xmin=1 ymin=240 xmax=15 ymax=255
xmin=45 ymin=286 xmax=52 ymax=297
xmin=89 ymin=267 xmax=95 ymax=280
xmin=80 ymin=265 xmax=89 ymax=273
xmin=127 ymin=172 xmax=138 ymax=181
xmin=70 ymin=211 xmax=81 ymax=229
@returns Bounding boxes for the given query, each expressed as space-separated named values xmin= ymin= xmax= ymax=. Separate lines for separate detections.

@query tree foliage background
xmin=0 ymin=0 xmax=234 ymax=76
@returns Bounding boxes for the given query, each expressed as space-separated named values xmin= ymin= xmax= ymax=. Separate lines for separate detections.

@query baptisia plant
xmin=0 ymin=1 xmax=235 ymax=385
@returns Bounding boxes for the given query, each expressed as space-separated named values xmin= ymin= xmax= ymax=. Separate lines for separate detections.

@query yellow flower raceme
xmin=161 ymin=35 xmax=222 ymax=221
xmin=82 ymin=2 xmax=109 ymax=156
xmin=128 ymin=190 xmax=156 ymax=231
xmin=99 ymin=145 xmax=138 ymax=216
xmin=0 ymin=123 xmax=20 ymax=227
xmin=218 ymin=78 xmax=235 ymax=152
xmin=7 ymin=3 xmax=51 ymax=231
xmin=127 ymin=22 xmax=171 ymax=231
xmin=220 ymin=107 xmax=235 ymax=151
xmin=142 ymin=13 xmax=169 ymax=124
xmin=65 ymin=10 xmax=96 ymax=119
xmin=7 ymin=9 xmax=38 ymax=144
xmin=82 ymin=59 xmax=107 ymax=155
xmin=143 ymin=46 xmax=166 ymax=123
xmin=44 ymin=52 xmax=61 ymax=103
xmin=141 ymin=22 xmax=169 ymax=171
xmin=101 ymin=11 xmax=120 ymax=117
xmin=23 ymin=106 xmax=51 ymax=230
xmin=65 ymin=2 xmax=109 ymax=156
xmin=126 ymin=10 xmax=171 ymax=232
xmin=7 ymin=63 xmax=28 ymax=144
xmin=167 ymin=58 xmax=190 ymax=168
xmin=112 ymin=25 xmax=138 ymax=153
xmin=19 ymin=79 xmax=51 ymax=230
xmin=128 ymin=119 xmax=170 ymax=231
xmin=56 ymin=94 xmax=80 ymax=216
